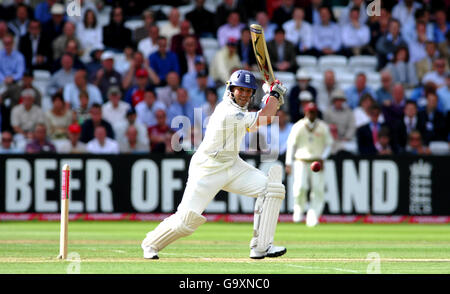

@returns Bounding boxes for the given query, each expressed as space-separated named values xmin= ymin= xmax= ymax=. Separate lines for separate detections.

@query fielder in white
xmin=141 ymin=70 xmax=288 ymax=259
xmin=285 ymin=102 xmax=333 ymax=226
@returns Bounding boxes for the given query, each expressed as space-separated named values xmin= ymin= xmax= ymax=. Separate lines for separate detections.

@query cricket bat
xmin=250 ymin=24 xmax=275 ymax=85
xmin=57 ymin=164 xmax=70 ymax=259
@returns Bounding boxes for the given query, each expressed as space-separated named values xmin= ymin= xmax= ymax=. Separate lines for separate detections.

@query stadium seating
xmin=318 ymin=55 xmax=348 ymax=72
xmin=124 ymin=19 xmax=144 ymax=31
xmin=296 ymin=55 xmax=317 ymax=70
xmin=274 ymin=71 xmax=296 ymax=91
xmin=199 ymin=38 xmax=220 ymax=65
xmin=348 ymin=55 xmax=378 ymax=73
xmin=429 ymin=141 xmax=450 ymax=155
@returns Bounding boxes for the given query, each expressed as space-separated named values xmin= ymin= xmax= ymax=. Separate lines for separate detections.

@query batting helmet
xmin=227 ymin=70 xmax=258 ymax=91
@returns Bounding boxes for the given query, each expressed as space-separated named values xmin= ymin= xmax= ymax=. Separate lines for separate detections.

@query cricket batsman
xmin=141 ymin=70 xmax=287 ymax=259
xmin=285 ymin=102 xmax=333 ymax=226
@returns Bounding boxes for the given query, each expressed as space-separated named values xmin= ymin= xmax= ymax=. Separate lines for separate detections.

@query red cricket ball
xmin=310 ymin=161 xmax=321 ymax=172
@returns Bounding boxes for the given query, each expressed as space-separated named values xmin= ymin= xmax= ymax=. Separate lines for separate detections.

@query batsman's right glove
xmin=262 ymin=80 xmax=287 ymax=109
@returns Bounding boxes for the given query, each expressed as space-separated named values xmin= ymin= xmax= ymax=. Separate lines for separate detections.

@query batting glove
xmin=262 ymin=80 xmax=286 ymax=108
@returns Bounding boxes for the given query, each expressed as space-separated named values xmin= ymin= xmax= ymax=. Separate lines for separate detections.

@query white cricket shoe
xmin=250 ymin=245 xmax=287 ymax=259
xmin=141 ymin=243 xmax=159 ymax=259
xmin=306 ymin=209 xmax=319 ymax=227
xmin=293 ymin=204 xmax=304 ymax=223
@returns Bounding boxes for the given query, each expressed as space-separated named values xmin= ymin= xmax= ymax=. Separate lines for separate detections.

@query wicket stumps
xmin=57 ymin=164 xmax=70 ymax=259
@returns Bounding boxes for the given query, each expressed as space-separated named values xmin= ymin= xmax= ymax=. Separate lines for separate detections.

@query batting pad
xmin=142 ymin=210 xmax=206 ymax=251
xmin=251 ymin=165 xmax=285 ymax=252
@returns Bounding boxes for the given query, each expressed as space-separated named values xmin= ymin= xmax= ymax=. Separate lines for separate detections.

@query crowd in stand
xmin=0 ymin=0 xmax=449 ymax=156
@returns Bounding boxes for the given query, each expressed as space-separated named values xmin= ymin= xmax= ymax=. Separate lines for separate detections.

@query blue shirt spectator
xmin=312 ymin=6 xmax=341 ymax=54
xmin=432 ymin=9 xmax=450 ymax=43
xmin=149 ymin=36 xmax=180 ymax=85
xmin=167 ymin=88 xmax=195 ymax=130
xmin=34 ymin=0 xmax=54 ymax=24
xmin=0 ymin=35 xmax=25 ymax=84
xmin=436 ymin=74 xmax=450 ymax=114
xmin=345 ymin=73 xmax=376 ymax=109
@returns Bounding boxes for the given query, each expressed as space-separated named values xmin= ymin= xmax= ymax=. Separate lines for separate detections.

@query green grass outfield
xmin=0 ymin=221 xmax=449 ymax=274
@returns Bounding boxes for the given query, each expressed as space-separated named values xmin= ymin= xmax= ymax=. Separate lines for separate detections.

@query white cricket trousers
xmin=177 ymin=153 xmax=268 ymax=215
xmin=292 ymin=160 xmax=325 ymax=217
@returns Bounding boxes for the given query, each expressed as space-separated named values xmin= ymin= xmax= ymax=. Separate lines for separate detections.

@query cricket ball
xmin=310 ymin=161 xmax=321 ymax=172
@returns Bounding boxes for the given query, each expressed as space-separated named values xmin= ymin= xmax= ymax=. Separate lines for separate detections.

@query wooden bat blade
xmin=250 ymin=24 xmax=275 ymax=84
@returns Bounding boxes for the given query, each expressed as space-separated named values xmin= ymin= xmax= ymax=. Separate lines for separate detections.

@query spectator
xmin=354 ymin=93 xmax=385 ymax=128
xmin=383 ymin=46 xmax=418 ymax=89
xmin=209 ymin=37 xmax=241 ymax=85
xmin=124 ymin=69 xmax=152 ymax=107
xmin=376 ymin=18 xmax=408 ymax=69
xmin=10 ymin=88 xmax=45 ymax=137
xmin=51 ymin=38 xmax=86 ymax=73
xmin=216 ymin=11 xmax=245 ymax=48
xmin=391 ymin=100 xmax=419 ymax=151
xmin=149 ymin=36 xmax=180 ymax=86
xmin=391 ymin=0 xmax=422 ymax=25
xmin=159 ymin=7 xmax=181 ymax=46
xmin=158 ymin=71 xmax=181 ymax=108
xmin=382 ymin=83 xmax=406 ymax=126
xmin=85 ymin=48 xmax=104 ymax=79
xmin=288 ymin=69 xmax=317 ymax=123
xmin=376 ymin=127 xmax=394 ymax=155
xmin=102 ymin=86 xmax=130 ymax=127
xmin=0 ymin=130 xmax=21 ymax=153
xmin=86 ymin=125 xmax=119 ymax=154
xmin=316 ymin=69 xmax=341 ymax=113
xmin=367 ymin=7 xmax=390 ymax=55
xmin=267 ymin=109 xmax=293 ymax=155
xmin=236 ymin=27 xmax=256 ymax=71
xmin=345 ymin=72 xmax=376 ymax=109
xmin=407 ymin=21 xmax=431 ymax=64
xmin=422 ymin=57 xmax=447 ymax=88
xmin=168 ymin=88 xmax=195 ymax=130
xmin=0 ymin=34 xmax=25 ymax=85
xmin=341 ymin=6 xmax=371 ymax=56
xmin=76 ymin=8 xmax=103 ymax=62
xmin=188 ymin=70 xmax=210 ymax=108
xmin=0 ymin=21 xmax=11 ymax=50
xmin=7 ymin=3 xmax=30 ymax=38
xmin=41 ymin=3 xmax=66 ymax=43
xmin=137 ymin=24 xmax=159 ymax=60
xmin=177 ymin=35 xmax=202 ymax=77
xmin=323 ymin=89 xmax=357 ymax=155
xmin=52 ymin=21 xmax=81 ymax=61
xmin=133 ymin=9 xmax=155 ymax=43
xmin=431 ymin=9 xmax=450 ymax=44
xmin=113 ymin=45 xmax=134 ymax=77
xmin=1 ymin=69 xmax=42 ymax=107
xmin=80 ymin=103 xmax=115 ymax=143
xmin=437 ymin=73 xmax=450 ymax=115
xmin=415 ymin=41 xmax=440 ymax=82
xmin=255 ymin=11 xmax=277 ymax=42
xmin=403 ymin=130 xmax=431 ymax=155
xmin=267 ymin=27 xmax=297 ymax=73
xmin=18 ymin=19 xmax=52 ymax=71
xmin=93 ymin=51 xmax=122 ymax=100
xmin=201 ymin=87 xmax=219 ymax=122
xmin=45 ymin=92 xmax=73 ymax=140
xmin=338 ymin=0 xmax=368 ymax=27
xmin=282 ymin=7 xmax=313 ymax=55
xmin=34 ymin=0 xmax=56 ymax=24
xmin=47 ymin=53 xmax=76 ymax=96
xmin=113 ymin=107 xmax=149 ymax=150
xmin=417 ymin=92 xmax=447 ymax=145
xmin=171 ymin=20 xmax=202 ymax=57
xmin=66 ymin=0 xmax=98 ymax=27
xmin=409 ymin=81 xmax=439 ymax=111
xmin=185 ymin=0 xmax=216 ymax=38
xmin=356 ymin=104 xmax=391 ymax=155
xmin=119 ymin=124 xmax=149 ymax=153
xmin=25 ymin=123 xmax=56 ymax=153
xmin=122 ymin=50 xmax=160 ymax=91
xmin=102 ymin=6 xmax=132 ymax=52
xmin=148 ymin=108 xmax=174 ymax=153
xmin=63 ymin=69 xmax=103 ymax=110
xmin=311 ymin=5 xmax=342 ymax=57
xmin=73 ymin=90 xmax=90 ymax=125
xmin=304 ymin=0 xmax=326 ymax=25
xmin=181 ymin=56 xmax=215 ymax=90
xmin=135 ymin=89 xmax=166 ymax=127
xmin=375 ymin=70 xmax=394 ymax=105
xmin=215 ymin=0 xmax=241 ymax=29
xmin=297 ymin=90 xmax=324 ymax=121
xmin=402 ymin=8 xmax=434 ymax=46
xmin=56 ymin=123 xmax=86 ymax=153
xmin=271 ymin=0 xmax=295 ymax=28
